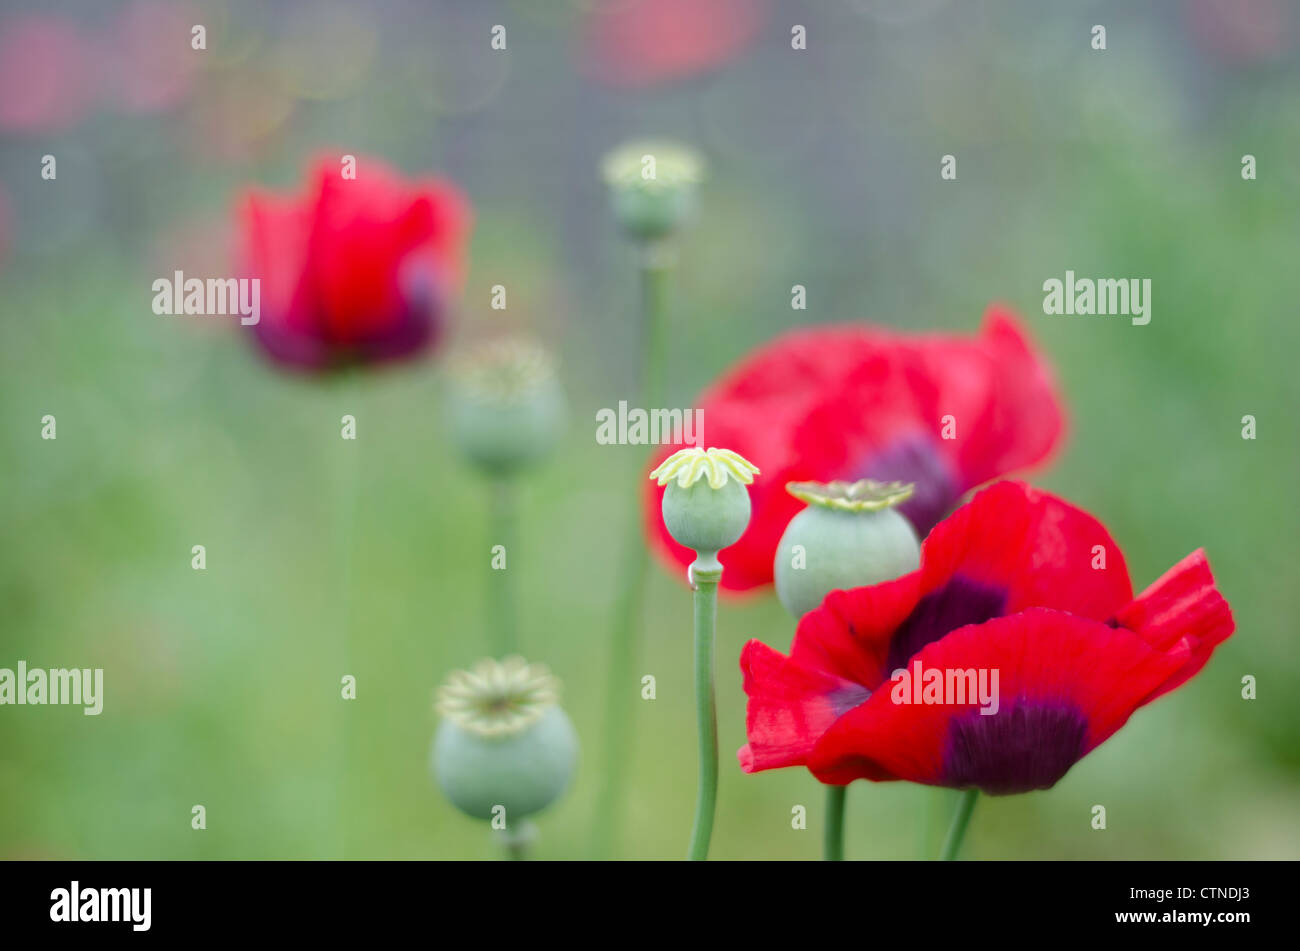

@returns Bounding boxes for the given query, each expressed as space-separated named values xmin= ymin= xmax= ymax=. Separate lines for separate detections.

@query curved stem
xmin=488 ymin=477 xmax=518 ymax=656
xmin=939 ymin=788 xmax=979 ymax=861
xmin=687 ymin=561 xmax=720 ymax=861
xmin=824 ymin=784 xmax=846 ymax=861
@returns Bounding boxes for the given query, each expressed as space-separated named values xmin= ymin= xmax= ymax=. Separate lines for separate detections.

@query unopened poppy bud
xmin=432 ymin=656 xmax=578 ymax=823
xmin=446 ymin=337 xmax=566 ymax=477
xmin=774 ymin=479 xmax=921 ymax=620
xmin=651 ymin=447 xmax=759 ymax=560
xmin=602 ymin=140 xmax=705 ymax=242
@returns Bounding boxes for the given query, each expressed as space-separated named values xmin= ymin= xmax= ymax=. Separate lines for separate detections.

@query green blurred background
xmin=2 ymin=0 xmax=1298 ymax=859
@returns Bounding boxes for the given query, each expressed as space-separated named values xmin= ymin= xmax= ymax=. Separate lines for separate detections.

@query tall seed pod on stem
xmin=592 ymin=140 xmax=706 ymax=858
xmin=649 ymin=447 xmax=759 ymax=860
xmin=446 ymin=338 xmax=566 ymax=656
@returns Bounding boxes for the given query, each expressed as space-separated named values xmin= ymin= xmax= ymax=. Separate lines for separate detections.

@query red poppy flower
xmin=645 ymin=307 xmax=1064 ymax=592
xmin=581 ymin=0 xmax=768 ymax=89
xmin=737 ymin=481 xmax=1234 ymax=794
xmin=238 ymin=154 xmax=471 ymax=372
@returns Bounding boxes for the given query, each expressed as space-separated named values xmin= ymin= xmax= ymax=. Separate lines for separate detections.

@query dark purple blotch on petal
xmin=941 ymin=701 xmax=1087 ymax=795
xmin=885 ymin=576 xmax=1006 ymax=674
xmin=855 ymin=433 xmax=959 ymax=535
xmin=829 ymin=683 xmax=871 ymax=717
xmin=252 ymin=262 xmax=448 ymax=374
xmin=351 ymin=261 xmax=447 ymax=366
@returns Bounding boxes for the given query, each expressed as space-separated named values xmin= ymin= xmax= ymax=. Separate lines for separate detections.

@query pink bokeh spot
xmin=0 ymin=14 xmax=97 ymax=134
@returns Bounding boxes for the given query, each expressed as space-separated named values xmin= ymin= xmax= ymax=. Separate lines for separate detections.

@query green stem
xmin=687 ymin=560 xmax=720 ymax=861
xmin=922 ymin=785 xmax=945 ymax=856
xmin=499 ymin=820 xmax=536 ymax=861
xmin=639 ymin=242 xmax=672 ymax=410
xmin=939 ymin=788 xmax=979 ymax=861
xmin=592 ymin=240 xmax=673 ymax=859
xmin=333 ymin=373 xmax=362 ymax=859
xmin=824 ymin=784 xmax=846 ymax=861
xmin=488 ymin=477 xmax=518 ymax=656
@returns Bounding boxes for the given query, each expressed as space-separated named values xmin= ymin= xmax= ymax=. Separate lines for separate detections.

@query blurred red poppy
xmin=645 ymin=307 xmax=1064 ymax=591
xmin=238 ymin=154 xmax=472 ymax=372
xmin=738 ymin=481 xmax=1234 ymax=794
xmin=581 ymin=0 xmax=768 ymax=89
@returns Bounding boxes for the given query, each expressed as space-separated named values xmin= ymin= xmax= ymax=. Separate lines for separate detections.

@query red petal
xmin=927 ymin=307 xmax=1066 ymax=489
xmin=918 ymin=480 xmax=1133 ymax=622
xmin=807 ymin=609 xmax=1189 ymax=790
xmin=240 ymin=189 xmax=313 ymax=331
xmin=799 ymin=308 xmax=1064 ymax=518
xmin=307 ymin=161 xmax=426 ymax=341
xmin=787 ymin=572 xmax=923 ymax=688
xmin=788 ymin=347 xmax=931 ymax=488
xmin=737 ymin=639 xmax=868 ymax=773
xmin=1112 ymin=549 xmax=1234 ymax=700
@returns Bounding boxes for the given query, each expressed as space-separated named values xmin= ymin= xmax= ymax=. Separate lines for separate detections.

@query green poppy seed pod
xmin=774 ymin=480 xmax=922 ymax=621
xmin=650 ymin=447 xmax=759 ymax=559
xmin=602 ymin=140 xmax=706 ymax=242
xmin=446 ymin=338 xmax=566 ymax=478
xmin=432 ymin=657 xmax=578 ymax=823
xmin=663 ymin=478 xmax=750 ymax=556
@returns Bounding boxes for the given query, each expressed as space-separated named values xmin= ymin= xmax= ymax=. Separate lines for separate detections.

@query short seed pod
xmin=446 ymin=337 xmax=566 ymax=478
xmin=432 ymin=657 xmax=578 ymax=823
xmin=774 ymin=480 xmax=921 ymax=620
xmin=651 ymin=447 xmax=759 ymax=561
xmin=602 ymin=140 xmax=706 ymax=242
